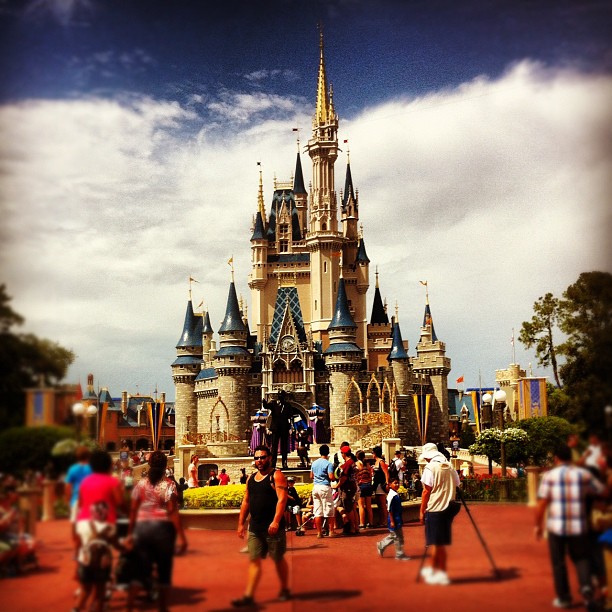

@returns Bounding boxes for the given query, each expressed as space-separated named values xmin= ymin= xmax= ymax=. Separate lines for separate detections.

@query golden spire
xmin=257 ymin=162 xmax=265 ymax=220
xmin=315 ymin=24 xmax=329 ymax=125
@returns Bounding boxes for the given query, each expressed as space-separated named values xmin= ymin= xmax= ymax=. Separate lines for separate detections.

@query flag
xmin=419 ymin=280 xmax=427 ymax=286
xmin=189 ymin=276 xmax=199 ymax=283
xmin=343 ymin=139 xmax=348 ymax=143
xmin=228 ymin=256 xmax=233 ymax=266
xmin=292 ymin=128 xmax=298 ymax=132
xmin=456 ymin=376 xmax=464 ymax=384
xmin=510 ymin=334 xmax=515 ymax=346
xmin=257 ymin=161 xmax=261 ymax=166
xmin=197 ymin=300 xmax=204 ymax=309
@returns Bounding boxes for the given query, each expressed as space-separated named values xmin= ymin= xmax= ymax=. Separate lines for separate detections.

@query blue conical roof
xmin=356 ymin=237 xmax=370 ymax=263
xmin=328 ymin=278 xmax=356 ymax=329
xmin=370 ymin=285 xmax=388 ymax=325
xmin=423 ymin=303 xmax=438 ymax=342
xmin=251 ymin=211 xmax=265 ymax=241
xmin=219 ymin=282 xmax=247 ymax=333
xmin=202 ymin=310 xmax=213 ymax=334
xmin=293 ymin=152 xmax=306 ymax=194
xmin=176 ymin=300 xmax=202 ymax=347
xmin=342 ymin=162 xmax=355 ymax=207
xmin=388 ymin=322 xmax=408 ymax=360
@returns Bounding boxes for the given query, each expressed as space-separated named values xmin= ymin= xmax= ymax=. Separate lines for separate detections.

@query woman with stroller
xmin=127 ymin=450 xmax=187 ymax=612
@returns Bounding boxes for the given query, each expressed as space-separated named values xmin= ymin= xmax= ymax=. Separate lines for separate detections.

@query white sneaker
xmin=420 ymin=566 xmax=434 ymax=579
xmin=425 ymin=570 xmax=450 ymax=585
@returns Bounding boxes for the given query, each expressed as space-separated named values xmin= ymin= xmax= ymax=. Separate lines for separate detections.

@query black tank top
xmin=247 ymin=470 xmax=284 ymax=533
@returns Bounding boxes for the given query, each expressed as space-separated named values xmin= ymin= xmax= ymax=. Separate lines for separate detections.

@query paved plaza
xmin=0 ymin=504 xmax=585 ymax=611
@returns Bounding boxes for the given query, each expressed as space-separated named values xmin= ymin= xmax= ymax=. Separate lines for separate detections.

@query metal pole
xmin=457 ymin=488 xmax=501 ymax=579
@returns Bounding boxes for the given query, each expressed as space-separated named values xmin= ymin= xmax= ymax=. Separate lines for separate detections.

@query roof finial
xmin=395 ymin=300 xmax=399 ymax=323
xmin=315 ymin=23 xmax=329 ymax=125
xmin=375 ymin=266 xmax=379 ymax=289
xmin=419 ymin=280 xmax=429 ymax=305
xmin=257 ymin=162 xmax=265 ymax=219
xmin=293 ymin=127 xmax=300 ymax=151
xmin=188 ymin=275 xmax=199 ymax=301
xmin=228 ymin=256 xmax=234 ymax=283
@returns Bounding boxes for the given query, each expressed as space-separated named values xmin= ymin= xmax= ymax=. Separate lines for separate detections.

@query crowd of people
xmin=2 ymin=429 xmax=611 ymax=610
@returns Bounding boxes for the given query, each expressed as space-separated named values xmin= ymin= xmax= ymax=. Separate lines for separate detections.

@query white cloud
xmin=1 ymin=61 xmax=610 ymax=397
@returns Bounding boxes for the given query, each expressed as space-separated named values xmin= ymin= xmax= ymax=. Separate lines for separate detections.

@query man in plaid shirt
xmin=535 ymin=443 xmax=606 ymax=609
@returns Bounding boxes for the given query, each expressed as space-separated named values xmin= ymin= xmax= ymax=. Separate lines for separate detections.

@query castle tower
xmin=367 ymin=271 xmax=392 ymax=372
xmin=202 ymin=310 xmax=213 ymax=365
xmin=172 ymin=299 xmax=203 ymax=441
xmin=324 ymin=277 xmax=362 ymax=428
xmin=213 ymin=281 xmax=252 ymax=439
xmin=305 ymin=29 xmax=342 ymax=342
xmin=411 ymin=296 xmax=451 ymax=444
xmin=249 ymin=168 xmax=269 ymax=340
xmin=388 ymin=319 xmax=411 ymax=395
xmin=293 ymin=148 xmax=308 ymax=233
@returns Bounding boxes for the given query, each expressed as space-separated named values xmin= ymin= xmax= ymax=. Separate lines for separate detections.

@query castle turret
xmin=172 ymin=300 xmax=203 ymax=442
xmin=411 ymin=294 xmax=451 ymax=443
xmin=293 ymin=149 xmax=308 ymax=234
xmin=213 ymin=281 xmax=251 ymax=439
xmin=202 ymin=310 xmax=213 ymax=364
xmin=324 ymin=277 xmax=362 ymax=427
xmin=388 ymin=320 xmax=411 ymax=395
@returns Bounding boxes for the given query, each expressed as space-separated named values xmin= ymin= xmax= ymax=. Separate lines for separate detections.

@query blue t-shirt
xmin=311 ymin=458 xmax=333 ymax=485
xmin=386 ymin=489 xmax=403 ymax=531
xmin=65 ymin=462 xmax=92 ymax=505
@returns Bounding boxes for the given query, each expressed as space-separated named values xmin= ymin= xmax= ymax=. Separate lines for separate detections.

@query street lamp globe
xmin=493 ymin=389 xmax=507 ymax=404
xmin=72 ymin=402 xmax=85 ymax=417
xmin=482 ymin=393 xmax=492 ymax=404
xmin=86 ymin=404 xmax=98 ymax=417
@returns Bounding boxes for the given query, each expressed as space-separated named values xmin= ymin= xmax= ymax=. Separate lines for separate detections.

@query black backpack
xmin=388 ymin=459 xmax=399 ymax=481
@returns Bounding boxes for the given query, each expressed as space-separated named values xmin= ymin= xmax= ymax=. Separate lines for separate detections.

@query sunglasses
xmin=254 ymin=456 xmax=269 ymax=461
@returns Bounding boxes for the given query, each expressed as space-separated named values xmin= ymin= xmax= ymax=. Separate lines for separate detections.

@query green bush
xmin=0 ymin=425 xmax=76 ymax=476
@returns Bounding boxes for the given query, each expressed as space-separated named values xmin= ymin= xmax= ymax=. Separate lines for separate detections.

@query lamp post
xmin=481 ymin=393 xmax=493 ymax=474
xmin=493 ymin=389 xmax=508 ymax=478
xmin=72 ymin=402 xmax=85 ymax=441
xmin=87 ymin=403 xmax=98 ymax=443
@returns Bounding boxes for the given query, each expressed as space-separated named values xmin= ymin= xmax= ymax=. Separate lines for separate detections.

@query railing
xmin=459 ymin=475 xmax=528 ymax=503
xmin=346 ymin=412 xmax=392 ymax=426
xmin=181 ymin=431 xmax=243 ymax=445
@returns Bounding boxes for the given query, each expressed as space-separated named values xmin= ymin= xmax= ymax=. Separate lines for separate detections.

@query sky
xmin=1 ymin=0 xmax=611 ymax=402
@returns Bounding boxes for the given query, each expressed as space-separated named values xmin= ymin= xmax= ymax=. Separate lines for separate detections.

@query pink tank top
xmin=77 ymin=473 xmax=121 ymax=523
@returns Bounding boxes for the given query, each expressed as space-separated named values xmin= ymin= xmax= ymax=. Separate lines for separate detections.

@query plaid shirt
xmin=537 ymin=464 xmax=604 ymax=536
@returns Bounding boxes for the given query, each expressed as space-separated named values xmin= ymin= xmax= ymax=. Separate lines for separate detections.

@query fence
xmin=460 ymin=475 xmax=528 ymax=503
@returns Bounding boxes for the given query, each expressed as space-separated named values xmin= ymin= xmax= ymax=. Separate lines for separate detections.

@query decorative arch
xmin=344 ymin=376 xmax=364 ymax=423
xmin=381 ymin=378 xmax=392 ymax=414
xmin=365 ymin=373 xmax=381 ymax=413
xmin=273 ymin=358 xmax=304 ymax=385
xmin=210 ymin=397 xmax=230 ymax=438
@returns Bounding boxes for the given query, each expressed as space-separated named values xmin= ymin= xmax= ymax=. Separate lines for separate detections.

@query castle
xmin=172 ymin=33 xmax=452 ymax=454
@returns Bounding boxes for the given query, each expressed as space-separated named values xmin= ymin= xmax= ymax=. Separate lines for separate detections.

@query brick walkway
xmin=0 ymin=504 xmax=586 ymax=611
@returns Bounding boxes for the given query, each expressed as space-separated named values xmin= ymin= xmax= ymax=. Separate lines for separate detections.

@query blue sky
xmin=1 ymin=0 xmax=611 ymax=400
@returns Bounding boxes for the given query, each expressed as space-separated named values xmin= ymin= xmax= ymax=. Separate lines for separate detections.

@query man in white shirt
xmin=419 ymin=442 xmax=461 ymax=586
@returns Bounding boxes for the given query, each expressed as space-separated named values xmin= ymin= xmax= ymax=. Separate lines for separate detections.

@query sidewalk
xmin=0 ymin=504 xmax=584 ymax=611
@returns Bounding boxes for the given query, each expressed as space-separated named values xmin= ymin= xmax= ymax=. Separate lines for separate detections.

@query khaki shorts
xmin=247 ymin=530 xmax=286 ymax=562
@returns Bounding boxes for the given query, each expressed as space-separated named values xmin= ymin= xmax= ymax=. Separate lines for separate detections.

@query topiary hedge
xmin=184 ymin=482 xmax=314 ymax=510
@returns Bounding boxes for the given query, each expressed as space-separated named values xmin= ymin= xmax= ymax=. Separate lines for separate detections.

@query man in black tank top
xmin=232 ymin=445 xmax=290 ymax=608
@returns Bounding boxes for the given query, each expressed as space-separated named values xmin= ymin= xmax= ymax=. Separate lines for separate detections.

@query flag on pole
xmin=456 ymin=375 xmax=464 ymax=384
xmin=419 ymin=280 xmax=428 ymax=286
xmin=189 ymin=276 xmax=199 ymax=283
xmin=228 ymin=257 xmax=233 ymax=266
xmin=343 ymin=139 xmax=348 ymax=143
xmin=292 ymin=128 xmax=299 ymax=132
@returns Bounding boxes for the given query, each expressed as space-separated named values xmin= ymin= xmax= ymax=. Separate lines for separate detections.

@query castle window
xmin=324 ymin=261 xmax=327 ymax=273
xmin=279 ymin=239 xmax=289 ymax=252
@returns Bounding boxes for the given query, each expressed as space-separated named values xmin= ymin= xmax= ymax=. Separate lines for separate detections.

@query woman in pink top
xmin=127 ymin=451 xmax=187 ymax=612
xmin=77 ymin=450 xmax=123 ymax=524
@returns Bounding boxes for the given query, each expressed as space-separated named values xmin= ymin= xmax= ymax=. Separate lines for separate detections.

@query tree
xmin=520 ymin=272 xmax=612 ymax=434
xmin=469 ymin=428 xmax=530 ymax=468
xmin=516 ymin=416 xmax=576 ymax=466
xmin=0 ymin=284 xmax=75 ymax=429
xmin=557 ymin=272 xmax=612 ymax=434
xmin=519 ymin=292 xmax=562 ymax=387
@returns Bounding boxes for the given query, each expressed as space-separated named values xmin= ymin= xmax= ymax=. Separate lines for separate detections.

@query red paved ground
xmin=0 ymin=504 xmax=586 ymax=611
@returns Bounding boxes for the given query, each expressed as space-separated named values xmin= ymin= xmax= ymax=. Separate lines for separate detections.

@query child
xmin=284 ymin=477 xmax=303 ymax=531
xmin=177 ymin=477 xmax=189 ymax=508
xmin=74 ymin=501 xmax=126 ymax=612
xmin=376 ymin=478 xmax=411 ymax=560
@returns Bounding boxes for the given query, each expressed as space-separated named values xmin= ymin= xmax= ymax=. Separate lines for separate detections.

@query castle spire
xmin=370 ymin=271 xmax=388 ymax=325
xmin=328 ymin=277 xmax=356 ymax=330
xmin=293 ymin=150 xmax=307 ymax=195
xmin=388 ymin=321 xmax=408 ymax=361
xmin=176 ymin=300 xmax=203 ymax=348
xmin=219 ymin=282 xmax=247 ymax=333
xmin=316 ymin=25 xmax=329 ymax=125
